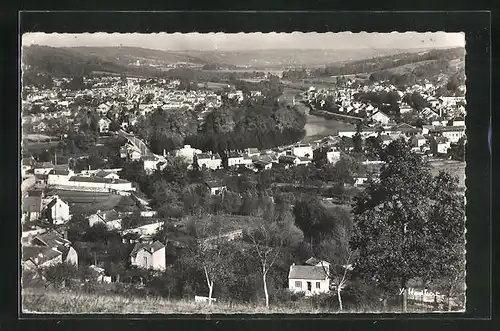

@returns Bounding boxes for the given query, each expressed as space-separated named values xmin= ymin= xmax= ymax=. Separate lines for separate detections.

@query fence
xmin=194 ymin=296 xmax=217 ymax=304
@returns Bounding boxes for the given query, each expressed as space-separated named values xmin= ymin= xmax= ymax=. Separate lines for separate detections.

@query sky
xmin=22 ymin=32 xmax=465 ymax=51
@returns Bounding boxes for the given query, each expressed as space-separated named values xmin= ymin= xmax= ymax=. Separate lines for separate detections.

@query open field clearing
xmin=22 ymin=288 xmax=434 ymax=314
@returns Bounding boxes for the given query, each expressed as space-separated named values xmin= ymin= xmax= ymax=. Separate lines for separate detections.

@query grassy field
xmin=22 ymin=288 xmax=432 ymax=314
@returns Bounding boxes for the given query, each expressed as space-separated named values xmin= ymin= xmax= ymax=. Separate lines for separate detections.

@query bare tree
xmin=195 ymin=217 xmax=231 ymax=306
xmin=248 ymin=222 xmax=282 ymax=309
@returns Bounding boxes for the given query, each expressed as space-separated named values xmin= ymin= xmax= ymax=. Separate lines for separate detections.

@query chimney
xmin=163 ymin=149 xmax=166 ymax=157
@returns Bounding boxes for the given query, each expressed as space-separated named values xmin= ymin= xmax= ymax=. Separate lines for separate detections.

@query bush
xmin=308 ymin=292 xmax=339 ymax=310
xmin=271 ymin=288 xmax=301 ymax=305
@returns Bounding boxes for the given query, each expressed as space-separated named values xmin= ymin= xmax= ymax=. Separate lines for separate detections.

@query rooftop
xmin=130 ymin=240 xmax=166 ymax=257
xmin=289 ymin=265 xmax=327 ymax=280
xmin=32 ymin=230 xmax=71 ymax=249
xmin=68 ymin=176 xmax=130 ymax=184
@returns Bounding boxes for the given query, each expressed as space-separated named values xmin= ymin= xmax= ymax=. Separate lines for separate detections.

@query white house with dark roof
xmin=288 ymin=258 xmax=330 ymax=296
xmin=370 ymin=110 xmax=391 ymax=125
xmin=130 ymin=241 xmax=166 ymax=270
xmin=195 ymin=153 xmax=222 ymax=170
xmin=227 ymin=152 xmax=245 ymax=167
xmin=205 ymin=181 xmax=227 ymax=195
xmin=42 ymin=195 xmax=70 ymax=225
xmin=440 ymin=126 xmax=466 ymax=143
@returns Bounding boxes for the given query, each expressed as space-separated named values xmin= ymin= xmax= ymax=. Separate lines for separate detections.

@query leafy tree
xmin=293 ymin=195 xmax=330 ymax=243
xmin=352 ymin=123 xmax=363 ymax=154
xmin=350 ymin=139 xmax=465 ymax=312
xmin=448 ymin=136 xmax=466 ymax=161
xmin=182 ymin=184 xmax=211 ymax=216
xmin=316 ymin=224 xmax=357 ymax=311
xmin=121 ymin=210 xmax=142 ymax=229
xmin=333 ymin=154 xmax=363 ymax=186
xmin=108 ymin=120 xmax=121 ymax=132
xmin=42 ymin=262 xmax=79 ymax=288
xmin=193 ymin=222 xmax=236 ymax=305
xmin=364 ymin=136 xmax=383 ymax=160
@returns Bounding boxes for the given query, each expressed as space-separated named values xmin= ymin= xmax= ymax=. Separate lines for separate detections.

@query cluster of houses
xmin=180 ymin=143 xmax=334 ymax=172
xmin=23 ymin=76 xmax=225 ymax=136
xmin=29 ymin=163 xmax=135 ymax=192
xmin=302 ymin=80 xmax=466 ymax=125
xmin=337 ymin=121 xmax=465 ymax=156
xmin=21 ymin=227 xmax=167 ymax=281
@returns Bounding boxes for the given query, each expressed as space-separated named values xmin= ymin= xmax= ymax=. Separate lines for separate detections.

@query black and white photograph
xmin=20 ymin=31 xmax=466 ymax=314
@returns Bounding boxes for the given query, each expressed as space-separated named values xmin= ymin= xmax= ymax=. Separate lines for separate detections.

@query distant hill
xmin=66 ymin=46 xmax=209 ymax=66
xmin=176 ymin=48 xmax=437 ymax=68
xmin=22 ymin=45 xmax=164 ymax=78
xmin=21 ymin=44 xmax=465 ymax=82
xmin=311 ymin=47 xmax=465 ymax=77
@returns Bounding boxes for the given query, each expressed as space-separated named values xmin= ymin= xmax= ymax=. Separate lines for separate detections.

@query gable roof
xmin=279 ymin=155 xmax=299 ymax=163
xmin=228 ymin=151 xmax=243 ymax=158
xmin=305 ymin=257 xmax=321 ymax=266
xmin=94 ymin=209 xmax=120 ymax=221
xmin=289 ymin=265 xmax=327 ymax=280
xmin=205 ymin=181 xmax=226 ymax=189
xmin=32 ymin=230 xmax=71 ymax=249
xmin=68 ymin=176 xmax=130 ymax=184
xmin=130 ymin=241 xmax=165 ymax=258
xmin=371 ymin=110 xmax=390 ymax=119
xmin=22 ymin=246 xmax=62 ymax=265
xmin=44 ymin=196 xmax=67 ymax=210
xmin=389 ymin=123 xmax=421 ymax=133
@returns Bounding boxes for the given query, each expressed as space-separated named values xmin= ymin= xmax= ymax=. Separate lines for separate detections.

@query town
xmin=21 ymin=38 xmax=466 ymax=314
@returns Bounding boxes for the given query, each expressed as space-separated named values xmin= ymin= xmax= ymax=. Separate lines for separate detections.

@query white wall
xmin=288 ymin=278 xmax=330 ymax=295
xmin=293 ymin=146 xmax=313 ymax=159
xmin=47 ymin=174 xmax=71 ymax=186
xmin=133 ymin=247 xmax=165 ymax=270
xmin=152 ymin=247 xmax=166 ymax=270
xmin=442 ymin=131 xmax=465 ymax=143
xmin=65 ymin=247 xmax=78 ymax=266
xmin=50 ymin=199 xmax=70 ymax=224
xmin=228 ymin=157 xmax=244 ymax=167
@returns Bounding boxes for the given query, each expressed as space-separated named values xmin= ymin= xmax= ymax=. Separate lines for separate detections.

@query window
xmin=316 ymin=282 xmax=321 ymax=289
xmin=295 ymin=281 xmax=302 ymax=288
xmin=143 ymin=256 xmax=148 ymax=266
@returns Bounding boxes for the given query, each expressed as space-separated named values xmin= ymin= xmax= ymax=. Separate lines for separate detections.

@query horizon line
xmin=23 ymin=44 xmax=463 ymax=52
